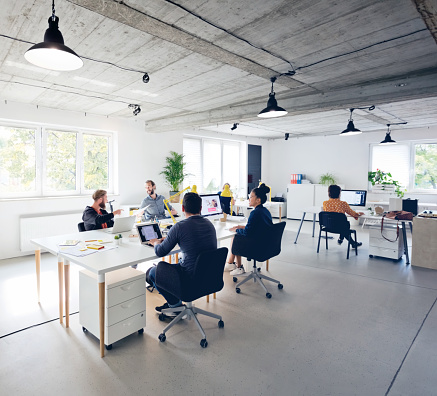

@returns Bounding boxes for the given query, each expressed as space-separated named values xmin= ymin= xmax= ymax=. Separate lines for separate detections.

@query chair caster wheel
xmin=82 ymin=327 xmax=87 ymax=332
xmin=158 ymin=333 xmax=166 ymax=342
xmin=266 ymin=293 xmax=272 ymax=299
xmin=138 ymin=328 xmax=144 ymax=334
xmin=200 ymin=339 xmax=208 ymax=348
xmin=218 ymin=320 xmax=224 ymax=328
xmin=257 ymin=267 xmax=261 ymax=272
xmin=159 ymin=313 xmax=166 ymax=321
xmin=233 ymin=277 xmax=237 ymax=282
xmin=369 ymin=254 xmax=374 ymax=258
xmin=236 ymin=287 xmax=241 ymax=294
xmin=105 ymin=344 xmax=112 ymax=350
xmin=278 ymin=283 xmax=283 ymax=290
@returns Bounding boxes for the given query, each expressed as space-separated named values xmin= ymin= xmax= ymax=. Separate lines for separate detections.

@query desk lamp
xmin=220 ymin=184 xmax=233 ymax=216
xmin=164 ymin=185 xmax=197 ymax=224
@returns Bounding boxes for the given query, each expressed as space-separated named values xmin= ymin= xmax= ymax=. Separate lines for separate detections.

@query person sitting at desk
xmin=323 ymin=184 xmax=364 ymax=248
xmin=218 ymin=183 xmax=235 ymax=215
xmin=82 ymin=189 xmax=123 ymax=231
xmin=148 ymin=192 xmax=217 ymax=315
xmin=139 ymin=179 xmax=178 ymax=221
xmin=225 ymin=183 xmax=273 ymax=275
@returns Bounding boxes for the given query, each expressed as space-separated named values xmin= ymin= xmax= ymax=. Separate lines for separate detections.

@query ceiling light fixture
xmin=258 ymin=77 xmax=288 ymax=118
xmin=340 ymin=105 xmax=375 ymax=136
xmin=129 ymin=104 xmax=141 ymax=116
xmin=285 ymin=133 xmax=289 ymax=140
xmin=143 ymin=73 xmax=150 ymax=83
xmin=379 ymin=122 xmax=407 ymax=145
xmin=24 ymin=0 xmax=83 ymax=71
xmin=231 ymin=123 xmax=239 ymax=131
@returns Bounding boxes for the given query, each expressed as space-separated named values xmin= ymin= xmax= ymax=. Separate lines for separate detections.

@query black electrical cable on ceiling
xmin=0 ymin=312 xmax=79 ymax=339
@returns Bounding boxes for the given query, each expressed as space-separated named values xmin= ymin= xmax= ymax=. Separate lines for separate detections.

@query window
xmin=183 ymin=137 xmax=243 ymax=196
xmin=0 ymin=124 xmax=114 ymax=198
xmin=370 ymin=141 xmax=437 ymax=192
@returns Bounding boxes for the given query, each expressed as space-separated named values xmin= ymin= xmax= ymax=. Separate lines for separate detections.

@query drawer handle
xmin=120 ymin=284 xmax=134 ymax=291
xmin=121 ymin=302 xmax=133 ymax=309
xmin=123 ymin=322 xmax=132 ymax=327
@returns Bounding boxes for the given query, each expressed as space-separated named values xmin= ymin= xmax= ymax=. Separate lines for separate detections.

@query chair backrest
xmin=318 ymin=211 xmax=348 ymax=234
xmin=182 ymin=247 xmax=228 ymax=301
xmin=78 ymin=222 xmax=86 ymax=232
xmin=233 ymin=222 xmax=286 ymax=262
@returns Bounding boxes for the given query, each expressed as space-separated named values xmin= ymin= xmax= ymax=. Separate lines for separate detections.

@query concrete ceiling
xmin=0 ymin=0 xmax=437 ymax=139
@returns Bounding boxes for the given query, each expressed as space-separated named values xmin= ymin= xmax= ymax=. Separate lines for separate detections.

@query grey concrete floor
xmin=1 ymin=219 xmax=436 ymax=396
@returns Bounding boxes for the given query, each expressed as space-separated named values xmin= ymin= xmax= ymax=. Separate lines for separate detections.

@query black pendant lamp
xmin=379 ymin=122 xmax=407 ymax=145
xmin=340 ymin=108 xmax=361 ymax=136
xmin=258 ymin=77 xmax=288 ymax=118
xmin=24 ymin=0 xmax=83 ymax=71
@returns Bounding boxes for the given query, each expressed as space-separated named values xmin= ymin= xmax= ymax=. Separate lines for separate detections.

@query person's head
xmin=92 ymin=189 xmax=107 ymax=209
xmin=145 ymin=180 xmax=156 ymax=196
xmin=249 ymin=183 xmax=270 ymax=207
xmin=328 ymin=185 xmax=341 ymax=199
xmin=182 ymin=192 xmax=202 ymax=215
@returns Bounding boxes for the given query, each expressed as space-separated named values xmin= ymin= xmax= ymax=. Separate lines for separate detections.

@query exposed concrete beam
xmin=68 ymin=0 xmax=308 ymax=91
xmin=145 ymin=69 xmax=437 ymax=132
xmin=412 ymin=0 xmax=437 ymax=45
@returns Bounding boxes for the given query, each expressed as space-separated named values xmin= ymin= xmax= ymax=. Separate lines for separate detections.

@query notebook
xmin=136 ymin=223 xmax=163 ymax=247
xmin=104 ymin=215 xmax=136 ymax=234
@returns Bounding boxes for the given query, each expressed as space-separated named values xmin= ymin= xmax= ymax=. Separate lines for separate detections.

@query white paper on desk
xmin=60 ymin=245 xmax=98 ymax=257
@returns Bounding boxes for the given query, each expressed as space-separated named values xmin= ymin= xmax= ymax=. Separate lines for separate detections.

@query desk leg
xmin=98 ymin=274 xmax=105 ymax=358
xmin=312 ymin=213 xmax=316 ymax=237
xmin=402 ymin=221 xmax=410 ymax=265
xmin=58 ymin=258 xmax=64 ymax=324
xmin=294 ymin=212 xmax=306 ymax=244
xmin=175 ymin=253 xmax=179 ymax=263
xmin=64 ymin=260 xmax=70 ymax=328
xmin=206 ymin=295 xmax=209 ymax=303
xmin=35 ymin=249 xmax=41 ymax=303
xmin=279 ymin=207 xmax=282 ymax=222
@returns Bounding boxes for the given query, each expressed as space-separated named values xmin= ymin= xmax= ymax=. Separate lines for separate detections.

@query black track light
xmin=143 ymin=73 xmax=150 ymax=83
xmin=285 ymin=133 xmax=289 ymax=140
xmin=231 ymin=123 xmax=239 ymax=131
xmin=24 ymin=0 xmax=83 ymax=71
xmin=258 ymin=77 xmax=288 ymax=118
xmin=129 ymin=104 xmax=141 ymax=116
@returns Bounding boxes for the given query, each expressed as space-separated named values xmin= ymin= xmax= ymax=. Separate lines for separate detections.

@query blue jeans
xmin=148 ymin=264 xmax=182 ymax=307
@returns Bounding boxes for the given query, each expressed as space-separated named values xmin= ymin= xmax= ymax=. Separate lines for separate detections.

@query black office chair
xmin=317 ymin=211 xmax=358 ymax=259
xmin=231 ymin=222 xmax=285 ymax=298
xmin=78 ymin=222 xmax=86 ymax=232
xmin=155 ymin=247 xmax=228 ymax=348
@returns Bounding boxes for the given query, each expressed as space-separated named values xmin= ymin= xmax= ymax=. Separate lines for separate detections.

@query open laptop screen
xmin=137 ymin=223 xmax=162 ymax=244
xmin=199 ymin=194 xmax=223 ymax=219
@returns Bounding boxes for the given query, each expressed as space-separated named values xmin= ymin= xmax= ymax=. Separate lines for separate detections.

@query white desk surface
xmin=234 ymin=200 xmax=284 ymax=209
xmin=31 ymin=222 xmax=236 ymax=276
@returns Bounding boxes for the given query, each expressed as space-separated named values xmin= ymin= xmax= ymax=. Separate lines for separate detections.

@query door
xmin=248 ymin=144 xmax=261 ymax=197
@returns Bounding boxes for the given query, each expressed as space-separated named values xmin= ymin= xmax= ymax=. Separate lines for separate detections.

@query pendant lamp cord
xmin=270 ymin=77 xmax=276 ymax=95
xmin=52 ymin=0 xmax=56 ymax=21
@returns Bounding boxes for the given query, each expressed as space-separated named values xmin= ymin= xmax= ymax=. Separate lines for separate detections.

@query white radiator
xmin=20 ymin=211 xmax=83 ymax=252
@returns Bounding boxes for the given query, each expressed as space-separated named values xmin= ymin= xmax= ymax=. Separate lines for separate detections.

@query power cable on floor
xmin=0 ymin=311 xmax=79 ymax=339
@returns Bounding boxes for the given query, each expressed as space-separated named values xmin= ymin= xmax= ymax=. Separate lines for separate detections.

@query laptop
xmin=136 ymin=223 xmax=163 ymax=247
xmin=104 ymin=215 xmax=136 ymax=234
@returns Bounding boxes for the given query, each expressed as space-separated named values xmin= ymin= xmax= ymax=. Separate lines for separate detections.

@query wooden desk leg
xmin=168 ymin=255 xmax=172 ymax=264
xmin=266 ymin=260 xmax=269 ymax=271
xmin=279 ymin=207 xmax=282 ymax=222
xmin=58 ymin=258 xmax=64 ymax=324
xmin=64 ymin=260 xmax=70 ymax=328
xmin=213 ymin=292 xmax=216 ymax=299
xmin=175 ymin=253 xmax=179 ymax=263
xmin=98 ymin=274 xmax=105 ymax=358
xmin=35 ymin=249 xmax=41 ymax=303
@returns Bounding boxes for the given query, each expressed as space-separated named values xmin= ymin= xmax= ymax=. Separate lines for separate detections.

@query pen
xmin=85 ymin=240 xmax=97 ymax=242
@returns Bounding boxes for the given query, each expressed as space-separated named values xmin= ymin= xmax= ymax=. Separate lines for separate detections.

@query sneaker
xmin=155 ymin=302 xmax=170 ymax=313
xmin=230 ymin=266 xmax=245 ymax=276
xmin=337 ymin=238 xmax=343 ymax=245
xmin=352 ymin=242 xmax=363 ymax=248
xmin=224 ymin=262 xmax=237 ymax=271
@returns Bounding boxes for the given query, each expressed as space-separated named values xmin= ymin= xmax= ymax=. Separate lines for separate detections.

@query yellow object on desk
xmin=87 ymin=244 xmax=104 ymax=250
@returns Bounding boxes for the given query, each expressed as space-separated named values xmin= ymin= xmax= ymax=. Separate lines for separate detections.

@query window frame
xmin=0 ymin=122 xmax=115 ymax=199
xmin=369 ymin=139 xmax=437 ymax=194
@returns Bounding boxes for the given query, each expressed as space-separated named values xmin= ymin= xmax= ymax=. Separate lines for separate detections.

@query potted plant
xmin=319 ymin=173 xmax=337 ymax=186
xmin=368 ymin=169 xmax=405 ymax=198
xmin=160 ymin=151 xmax=189 ymax=202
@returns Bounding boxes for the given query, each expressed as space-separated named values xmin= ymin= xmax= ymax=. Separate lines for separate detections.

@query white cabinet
xmin=368 ymin=224 xmax=404 ymax=260
xmin=79 ymin=267 xmax=146 ymax=348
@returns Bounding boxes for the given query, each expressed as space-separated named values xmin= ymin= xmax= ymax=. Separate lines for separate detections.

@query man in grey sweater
xmin=148 ymin=192 xmax=217 ymax=313
xmin=139 ymin=180 xmax=178 ymax=220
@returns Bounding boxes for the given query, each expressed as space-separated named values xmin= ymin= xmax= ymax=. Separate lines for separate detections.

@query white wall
xmin=267 ymin=125 xmax=437 ymax=203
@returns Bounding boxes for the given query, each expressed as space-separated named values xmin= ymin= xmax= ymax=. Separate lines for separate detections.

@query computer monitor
xmin=341 ymin=190 xmax=367 ymax=207
xmin=199 ymin=194 xmax=224 ymax=220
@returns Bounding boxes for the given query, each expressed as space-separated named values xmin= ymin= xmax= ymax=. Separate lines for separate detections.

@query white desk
xmin=31 ymin=222 xmax=235 ymax=357
xmin=234 ymin=200 xmax=285 ymax=221
xmin=294 ymin=206 xmax=322 ymax=243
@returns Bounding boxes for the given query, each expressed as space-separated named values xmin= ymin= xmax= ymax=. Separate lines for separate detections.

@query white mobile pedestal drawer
xmin=79 ymin=267 xmax=146 ymax=350
xmin=368 ymin=223 xmax=404 ymax=260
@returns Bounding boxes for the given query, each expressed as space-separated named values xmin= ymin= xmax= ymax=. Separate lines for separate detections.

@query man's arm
xmin=153 ymin=226 xmax=179 ymax=257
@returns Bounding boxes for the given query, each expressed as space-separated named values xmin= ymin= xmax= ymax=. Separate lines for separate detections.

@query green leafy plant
xmin=319 ymin=173 xmax=337 ymax=186
xmin=160 ymin=151 xmax=189 ymax=191
xmin=368 ymin=169 xmax=405 ymax=198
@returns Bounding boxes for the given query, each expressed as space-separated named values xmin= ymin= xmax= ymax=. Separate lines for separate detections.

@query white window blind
xmin=183 ymin=138 xmax=202 ymax=190
xmin=371 ymin=144 xmax=410 ymax=187
xmin=223 ymin=141 xmax=240 ymax=191
xmin=203 ymin=139 xmax=222 ymax=192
